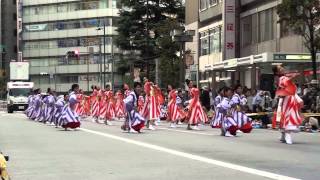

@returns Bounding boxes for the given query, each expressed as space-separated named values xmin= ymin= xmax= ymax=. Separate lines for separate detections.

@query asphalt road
xmin=0 ymin=112 xmax=319 ymax=180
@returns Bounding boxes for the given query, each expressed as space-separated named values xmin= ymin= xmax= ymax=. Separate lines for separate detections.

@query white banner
xmin=10 ymin=62 xmax=29 ymax=80
xmin=223 ymin=0 xmax=236 ymax=60
xmin=25 ymin=24 xmax=47 ymax=32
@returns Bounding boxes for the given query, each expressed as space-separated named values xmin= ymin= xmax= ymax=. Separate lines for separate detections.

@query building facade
xmin=186 ymin=0 xmax=319 ymax=92
xmin=0 ymin=0 xmax=18 ymax=85
xmin=22 ymin=0 xmax=121 ymax=92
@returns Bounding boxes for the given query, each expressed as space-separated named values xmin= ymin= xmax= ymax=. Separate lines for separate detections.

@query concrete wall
xmin=185 ymin=0 xmax=198 ymax=25
xmin=199 ymin=3 xmax=222 ymax=23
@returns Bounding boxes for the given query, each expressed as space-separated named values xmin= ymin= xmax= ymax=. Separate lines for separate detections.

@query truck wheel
xmin=7 ymin=107 xmax=13 ymax=113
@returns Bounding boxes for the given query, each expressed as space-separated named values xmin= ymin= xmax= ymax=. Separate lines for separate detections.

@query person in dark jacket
xmin=200 ymin=86 xmax=211 ymax=112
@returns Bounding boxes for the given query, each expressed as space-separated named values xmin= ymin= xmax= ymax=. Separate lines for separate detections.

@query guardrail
xmin=0 ymin=101 xmax=7 ymax=111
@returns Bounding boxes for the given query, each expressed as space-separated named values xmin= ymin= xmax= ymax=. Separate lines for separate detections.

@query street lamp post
xmin=97 ymin=22 xmax=106 ymax=88
xmin=96 ymin=28 xmax=103 ymax=88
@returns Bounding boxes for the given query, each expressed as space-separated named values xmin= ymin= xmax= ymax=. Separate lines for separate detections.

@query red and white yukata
xmin=115 ymin=91 xmax=126 ymax=119
xmin=187 ymin=88 xmax=208 ymax=125
xmin=273 ymin=76 xmax=303 ymax=131
xmin=167 ymin=90 xmax=183 ymax=122
xmin=104 ymin=91 xmax=115 ymax=120
xmin=91 ymin=89 xmax=102 ymax=119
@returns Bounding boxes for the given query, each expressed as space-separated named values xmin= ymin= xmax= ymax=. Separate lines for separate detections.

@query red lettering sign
xmin=226 ymin=42 xmax=234 ymax=49
xmin=227 ymin=23 xmax=234 ymax=31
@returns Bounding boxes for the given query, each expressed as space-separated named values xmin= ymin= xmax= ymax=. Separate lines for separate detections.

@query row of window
xmin=199 ymin=0 xmax=222 ymax=11
xmin=199 ymin=7 xmax=291 ymax=56
xmin=23 ymin=37 xmax=113 ymax=50
xmin=200 ymin=26 xmax=222 ymax=56
xmin=23 ymin=0 xmax=119 ymax=16
xmin=33 ymin=75 xmax=106 ymax=84
xmin=29 ymin=55 xmax=113 ymax=67
xmin=23 ymin=18 xmax=117 ymax=32
xmin=240 ymin=8 xmax=277 ymax=47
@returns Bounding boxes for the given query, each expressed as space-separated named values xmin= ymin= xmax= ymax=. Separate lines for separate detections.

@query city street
xmin=0 ymin=112 xmax=319 ymax=180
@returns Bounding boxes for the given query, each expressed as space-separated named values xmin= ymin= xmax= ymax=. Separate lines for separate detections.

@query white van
xmin=7 ymin=82 xmax=34 ymax=113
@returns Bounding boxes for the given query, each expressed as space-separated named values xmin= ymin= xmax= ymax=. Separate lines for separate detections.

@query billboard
xmin=10 ymin=62 xmax=29 ymax=80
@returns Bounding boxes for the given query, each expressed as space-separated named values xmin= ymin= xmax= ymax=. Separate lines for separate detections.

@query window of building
xmin=13 ymin=0 xmax=16 ymax=5
xmin=241 ymin=9 xmax=274 ymax=47
xmin=30 ymin=59 xmax=49 ymax=67
xmin=57 ymin=3 xmax=68 ymax=12
xmin=60 ymin=76 xmax=79 ymax=83
xmin=241 ymin=15 xmax=252 ymax=47
xmin=258 ymin=8 xmax=275 ymax=42
xmin=13 ymin=29 xmax=17 ymax=37
xmin=199 ymin=0 xmax=207 ymax=11
xmin=23 ymin=18 xmax=113 ymax=32
xmin=200 ymin=32 xmax=209 ymax=56
xmin=209 ymin=0 xmax=217 ymax=7
xmin=112 ymin=0 xmax=116 ymax=8
xmin=209 ymin=27 xmax=221 ymax=53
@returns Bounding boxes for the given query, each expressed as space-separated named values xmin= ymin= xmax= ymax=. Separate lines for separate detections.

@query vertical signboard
xmin=223 ymin=0 xmax=236 ymax=60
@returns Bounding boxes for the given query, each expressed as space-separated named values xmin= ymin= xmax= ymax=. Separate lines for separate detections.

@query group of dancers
xmin=25 ymin=84 xmax=81 ymax=130
xmin=24 ymin=64 xmax=304 ymax=144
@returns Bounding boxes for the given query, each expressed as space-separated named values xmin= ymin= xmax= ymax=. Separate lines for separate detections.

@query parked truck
xmin=6 ymin=82 xmax=34 ymax=113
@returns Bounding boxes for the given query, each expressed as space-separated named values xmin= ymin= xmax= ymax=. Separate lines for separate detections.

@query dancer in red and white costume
xmin=141 ymin=80 xmax=157 ymax=130
xmin=104 ymin=89 xmax=115 ymax=125
xmin=137 ymin=95 xmax=145 ymax=113
xmin=167 ymin=89 xmax=184 ymax=128
xmin=75 ymin=89 xmax=87 ymax=119
xmin=186 ymin=87 xmax=208 ymax=130
xmin=91 ymin=86 xmax=102 ymax=122
xmin=83 ymin=95 xmax=91 ymax=117
xmin=272 ymin=65 xmax=303 ymax=144
xmin=115 ymin=90 xmax=126 ymax=120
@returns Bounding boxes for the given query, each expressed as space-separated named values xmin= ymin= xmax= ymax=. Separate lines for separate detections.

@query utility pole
xmin=99 ymin=37 xmax=102 ymax=88
xmin=146 ymin=0 xmax=150 ymax=79
xmin=88 ymin=47 xmax=94 ymax=92
xmin=111 ymin=17 xmax=114 ymax=91
xmin=155 ymin=58 xmax=159 ymax=85
xmin=171 ymin=30 xmax=195 ymax=88
xmin=179 ymin=43 xmax=184 ymax=88
xmin=103 ymin=21 xmax=106 ymax=88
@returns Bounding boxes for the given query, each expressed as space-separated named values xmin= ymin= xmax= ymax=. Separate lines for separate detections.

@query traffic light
xmin=66 ymin=50 xmax=80 ymax=60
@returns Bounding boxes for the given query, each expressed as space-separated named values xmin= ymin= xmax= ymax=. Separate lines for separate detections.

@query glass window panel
xmin=241 ymin=15 xmax=252 ymax=47
xmin=99 ymin=0 xmax=108 ymax=8
xmin=200 ymin=32 xmax=209 ymax=56
xmin=259 ymin=8 xmax=274 ymax=42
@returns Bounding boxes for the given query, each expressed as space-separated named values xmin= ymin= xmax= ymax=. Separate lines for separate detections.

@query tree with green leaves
xmin=277 ymin=0 xmax=320 ymax=80
xmin=115 ymin=0 xmax=185 ymax=87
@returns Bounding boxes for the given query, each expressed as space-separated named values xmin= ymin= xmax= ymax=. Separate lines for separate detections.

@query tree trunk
xmin=311 ymin=49 xmax=317 ymax=80
xmin=309 ymin=23 xmax=317 ymax=80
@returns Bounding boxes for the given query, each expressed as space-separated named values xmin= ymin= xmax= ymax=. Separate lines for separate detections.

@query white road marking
xmin=79 ymin=127 xmax=300 ymax=180
xmin=157 ymin=127 xmax=216 ymax=136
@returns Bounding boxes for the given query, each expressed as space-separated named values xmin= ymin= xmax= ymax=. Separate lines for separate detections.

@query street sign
xmin=185 ymin=54 xmax=194 ymax=66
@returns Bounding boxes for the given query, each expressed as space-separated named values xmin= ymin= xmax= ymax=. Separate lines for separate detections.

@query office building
xmin=22 ymin=0 xmax=121 ymax=92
